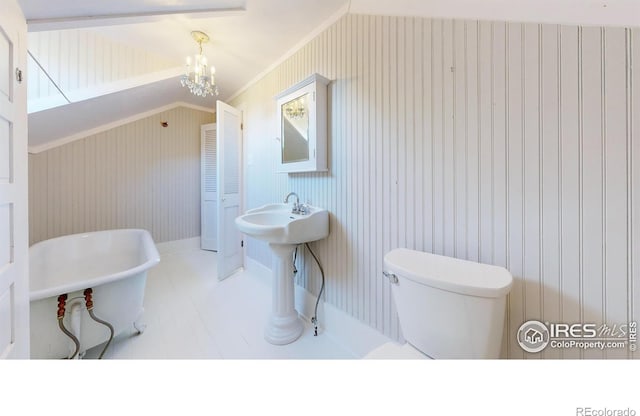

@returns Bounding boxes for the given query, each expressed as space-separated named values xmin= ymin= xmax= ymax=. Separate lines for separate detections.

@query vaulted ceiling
xmin=19 ymin=0 xmax=349 ymax=150
xmin=17 ymin=0 xmax=639 ymax=151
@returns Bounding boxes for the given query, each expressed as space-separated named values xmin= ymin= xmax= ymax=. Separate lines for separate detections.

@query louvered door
xmin=201 ymin=123 xmax=217 ymax=251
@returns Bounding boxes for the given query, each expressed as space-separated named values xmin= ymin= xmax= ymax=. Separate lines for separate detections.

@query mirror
xmin=275 ymin=73 xmax=329 ymax=173
xmin=281 ymin=93 xmax=310 ymax=163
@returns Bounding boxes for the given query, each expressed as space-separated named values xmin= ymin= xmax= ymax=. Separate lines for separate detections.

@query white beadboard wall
xmin=27 ymin=29 xmax=175 ymax=101
xmin=28 ymin=106 xmax=214 ymax=245
xmin=232 ymin=14 xmax=640 ymax=358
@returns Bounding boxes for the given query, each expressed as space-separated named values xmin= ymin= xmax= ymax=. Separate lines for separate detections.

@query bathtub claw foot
xmin=133 ymin=320 xmax=147 ymax=335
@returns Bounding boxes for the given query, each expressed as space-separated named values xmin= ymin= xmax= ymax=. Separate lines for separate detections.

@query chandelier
xmin=283 ymin=96 xmax=306 ymax=120
xmin=180 ymin=31 xmax=219 ymax=97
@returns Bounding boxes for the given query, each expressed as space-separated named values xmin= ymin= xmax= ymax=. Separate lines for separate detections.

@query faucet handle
xmin=298 ymin=203 xmax=310 ymax=215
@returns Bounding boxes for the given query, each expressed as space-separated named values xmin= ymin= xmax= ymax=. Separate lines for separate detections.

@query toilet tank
xmin=385 ymin=248 xmax=513 ymax=359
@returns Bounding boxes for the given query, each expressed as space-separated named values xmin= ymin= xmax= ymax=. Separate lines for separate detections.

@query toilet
xmin=365 ymin=248 xmax=513 ymax=359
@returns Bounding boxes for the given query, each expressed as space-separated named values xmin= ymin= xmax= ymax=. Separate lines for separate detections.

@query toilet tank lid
xmin=384 ymin=248 xmax=513 ymax=298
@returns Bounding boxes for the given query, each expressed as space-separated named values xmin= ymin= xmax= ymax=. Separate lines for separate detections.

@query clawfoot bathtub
xmin=29 ymin=229 xmax=160 ymax=359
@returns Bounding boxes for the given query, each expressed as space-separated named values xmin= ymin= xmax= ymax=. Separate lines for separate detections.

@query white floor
xmin=84 ymin=242 xmax=357 ymax=359
xmin=20 ymin=240 xmax=629 ymax=416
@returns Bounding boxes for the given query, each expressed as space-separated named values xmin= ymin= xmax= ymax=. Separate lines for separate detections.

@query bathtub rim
xmin=29 ymin=228 xmax=160 ymax=302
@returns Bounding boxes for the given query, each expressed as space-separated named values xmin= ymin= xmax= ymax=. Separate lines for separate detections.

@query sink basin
xmin=235 ymin=202 xmax=330 ymax=345
xmin=235 ymin=203 xmax=328 ymax=244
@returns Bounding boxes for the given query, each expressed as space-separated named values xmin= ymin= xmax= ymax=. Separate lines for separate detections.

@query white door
xmin=216 ymin=101 xmax=243 ymax=280
xmin=0 ymin=0 xmax=29 ymax=359
xmin=201 ymin=123 xmax=217 ymax=251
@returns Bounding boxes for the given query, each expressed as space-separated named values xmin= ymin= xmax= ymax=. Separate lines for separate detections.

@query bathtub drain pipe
xmin=83 ymin=288 xmax=114 ymax=359
xmin=57 ymin=294 xmax=80 ymax=359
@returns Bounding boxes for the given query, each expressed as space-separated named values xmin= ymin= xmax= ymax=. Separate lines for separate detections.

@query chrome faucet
xmin=284 ymin=192 xmax=307 ymax=214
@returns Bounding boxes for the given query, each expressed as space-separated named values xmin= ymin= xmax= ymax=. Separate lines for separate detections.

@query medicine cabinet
xmin=275 ymin=73 xmax=329 ymax=173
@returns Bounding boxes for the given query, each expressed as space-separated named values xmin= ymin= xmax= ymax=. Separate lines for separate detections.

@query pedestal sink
xmin=235 ymin=203 xmax=329 ymax=345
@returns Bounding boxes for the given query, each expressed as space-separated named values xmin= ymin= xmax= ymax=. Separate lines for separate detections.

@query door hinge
xmin=241 ymin=240 xmax=244 ymax=247
xmin=15 ymin=68 xmax=23 ymax=84
xmin=240 ymin=123 xmax=244 ymax=130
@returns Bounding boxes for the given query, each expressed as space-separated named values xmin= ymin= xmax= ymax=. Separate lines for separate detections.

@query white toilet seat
xmin=364 ymin=342 xmax=431 ymax=359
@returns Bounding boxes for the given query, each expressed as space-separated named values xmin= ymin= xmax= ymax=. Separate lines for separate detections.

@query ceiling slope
xmin=21 ymin=0 xmax=348 ymax=149
xmin=27 ymin=77 xmax=215 ymax=152
xmin=20 ymin=0 xmax=639 ymax=150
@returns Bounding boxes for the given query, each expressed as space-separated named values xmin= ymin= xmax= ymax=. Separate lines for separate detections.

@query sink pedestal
xmin=265 ymin=243 xmax=304 ymax=345
xmin=234 ymin=202 xmax=329 ymax=345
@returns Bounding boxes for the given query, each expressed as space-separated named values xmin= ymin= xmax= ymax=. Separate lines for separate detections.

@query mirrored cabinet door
xmin=281 ymin=92 xmax=310 ymax=164
xmin=275 ymin=73 xmax=329 ymax=173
